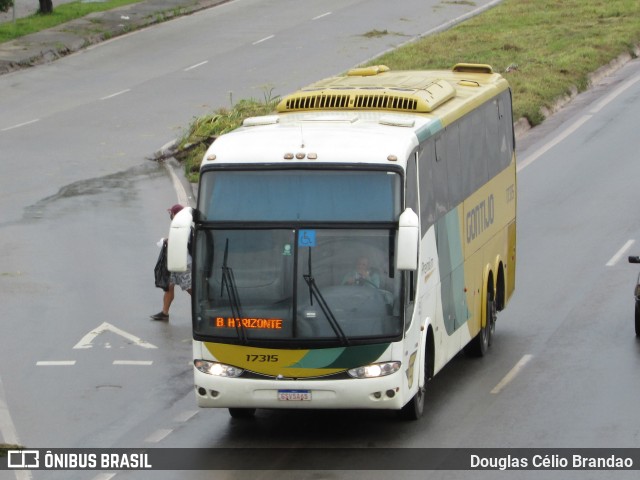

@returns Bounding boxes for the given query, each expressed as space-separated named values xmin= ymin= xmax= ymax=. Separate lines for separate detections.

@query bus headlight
xmin=194 ymin=360 xmax=244 ymax=377
xmin=347 ymin=361 xmax=401 ymax=379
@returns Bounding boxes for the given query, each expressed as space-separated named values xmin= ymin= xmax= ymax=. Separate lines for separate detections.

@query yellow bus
xmin=168 ymin=63 xmax=517 ymax=420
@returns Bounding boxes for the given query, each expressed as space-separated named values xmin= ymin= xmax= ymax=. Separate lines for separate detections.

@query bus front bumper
xmin=193 ymin=368 xmax=408 ymax=410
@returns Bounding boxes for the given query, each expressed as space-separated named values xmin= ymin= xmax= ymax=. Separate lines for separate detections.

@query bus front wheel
xmin=398 ymin=344 xmax=430 ymax=421
xmin=399 ymin=383 xmax=425 ymax=421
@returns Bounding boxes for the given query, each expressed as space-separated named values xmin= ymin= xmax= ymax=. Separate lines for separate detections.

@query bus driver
xmin=342 ymin=256 xmax=381 ymax=288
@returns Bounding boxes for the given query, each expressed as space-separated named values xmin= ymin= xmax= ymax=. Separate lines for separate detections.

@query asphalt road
xmin=1 ymin=0 xmax=640 ymax=479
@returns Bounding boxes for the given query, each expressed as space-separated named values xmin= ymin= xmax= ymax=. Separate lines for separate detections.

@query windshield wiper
xmin=302 ymin=247 xmax=349 ymax=346
xmin=220 ymin=238 xmax=247 ymax=344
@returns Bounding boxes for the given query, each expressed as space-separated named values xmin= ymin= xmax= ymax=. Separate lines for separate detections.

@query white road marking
xmin=73 ymin=322 xmax=158 ymax=349
xmin=517 ymin=115 xmax=592 ymax=172
xmin=518 ymin=70 xmax=640 ymax=172
xmin=184 ymin=60 xmax=209 ymax=72
xmin=163 ymin=161 xmax=190 ymax=206
xmin=93 ymin=473 xmax=117 ymax=480
xmin=145 ymin=428 xmax=173 ymax=443
xmin=357 ymin=0 xmax=503 ymax=68
xmin=491 ymin=354 xmax=533 ymax=394
xmin=1 ymin=375 xmax=33 ymax=480
xmin=93 ymin=473 xmax=116 ymax=480
xmin=14 ymin=469 xmax=33 ymax=480
xmin=312 ymin=12 xmax=332 ymax=20
xmin=1 ymin=119 xmax=40 ymax=132
xmin=606 ymin=239 xmax=635 ymax=267
xmin=91 ymin=474 xmax=117 ymax=480
xmin=36 ymin=361 xmax=76 ymax=366
xmin=253 ymin=35 xmax=274 ymax=45
xmin=100 ymin=89 xmax=131 ymax=100
xmin=0 ymin=375 xmax=21 ymax=445
xmin=112 ymin=360 xmax=153 ymax=366
xmin=590 ymin=74 xmax=640 ymax=114
xmin=173 ymin=410 xmax=198 ymax=423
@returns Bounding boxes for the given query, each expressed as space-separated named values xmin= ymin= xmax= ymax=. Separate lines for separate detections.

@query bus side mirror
xmin=167 ymin=207 xmax=193 ymax=272
xmin=396 ymin=208 xmax=419 ymax=271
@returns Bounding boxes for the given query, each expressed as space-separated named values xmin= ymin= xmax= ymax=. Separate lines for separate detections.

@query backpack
xmin=154 ymin=240 xmax=170 ymax=291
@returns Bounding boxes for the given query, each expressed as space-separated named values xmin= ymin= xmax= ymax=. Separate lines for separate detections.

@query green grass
xmin=0 ymin=0 xmax=144 ymax=43
xmin=177 ymin=95 xmax=281 ymax=182
xmin=5 ymin=0 xmax=635 ymax=178
xmin=371 ymin=0 xmax=640 ymax=125
xmin=175 ymin=0 xmax=640 ymax=179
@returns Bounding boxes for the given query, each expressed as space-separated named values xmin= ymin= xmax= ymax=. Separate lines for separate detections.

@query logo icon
xmin=8 ymin=450 xmax=39 ymax=469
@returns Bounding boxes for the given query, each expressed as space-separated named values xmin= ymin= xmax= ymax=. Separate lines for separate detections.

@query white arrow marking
xmin=73 ymin=322 xmax=158 ymax=349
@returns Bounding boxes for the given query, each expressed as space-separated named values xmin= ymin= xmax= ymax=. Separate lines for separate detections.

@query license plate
xmin=277 ymin=389 xmax=312 ymax=401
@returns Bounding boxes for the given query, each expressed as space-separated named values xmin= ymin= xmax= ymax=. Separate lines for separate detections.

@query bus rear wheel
xmin=635 ymin=302 xmax=640 ymax=336
xmin=465 ymin=290 xmax=496 ymax=357
xmin=228 ymin=408 xmax=256 ymax=419
xmin=487 ymin=292 xmax=496 ymax=346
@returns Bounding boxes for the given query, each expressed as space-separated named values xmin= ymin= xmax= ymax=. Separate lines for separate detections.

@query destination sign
xmin=215 ymin=317 xmax=283 ymax=329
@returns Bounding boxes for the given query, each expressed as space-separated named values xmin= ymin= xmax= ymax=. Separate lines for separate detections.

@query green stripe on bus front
xmin=291 ymin=344 xmax=390 ymax=369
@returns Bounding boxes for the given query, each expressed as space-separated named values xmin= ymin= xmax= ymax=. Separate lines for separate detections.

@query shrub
xmin=0 ymin=0 xmax=14 ymax=14
xmin=176 ymin=94 xmax=280 ymax=182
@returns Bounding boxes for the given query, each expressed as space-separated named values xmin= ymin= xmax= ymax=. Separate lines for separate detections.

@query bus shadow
xmin=211 ymin=343 xmax=513 ymax=447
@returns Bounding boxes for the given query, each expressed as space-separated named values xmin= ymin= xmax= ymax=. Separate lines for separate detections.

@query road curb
xmin=0 ymin=0 xmax=230 ymax=75
xmin=514 ymin=44 xmax=640 ymax=141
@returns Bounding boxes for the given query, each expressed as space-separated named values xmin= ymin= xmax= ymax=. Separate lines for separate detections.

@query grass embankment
xmin=372 ymin=0 xmax=640 ymax=125
xmin=176 ymin=0 xmax=640 ymax=181
xmin=0 ymin=0 xmax=144 ymax=43
xmin=174 ymin=96 xmax=280 ymax=182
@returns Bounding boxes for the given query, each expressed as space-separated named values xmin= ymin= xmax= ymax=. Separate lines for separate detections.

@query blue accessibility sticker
xmin=298 ymin=230 xmax=316 ymax=247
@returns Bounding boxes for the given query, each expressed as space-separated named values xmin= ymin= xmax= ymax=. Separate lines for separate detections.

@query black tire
xmin=399 ymin=382 xmax=425 ymax=421
xmin=635 ymin=301 xmax=640 ymax=337
xmin=228 ymin=408 xmax=256 ymax=419
xmin=465 ymin=290 xmax=495 ymax=357
xmin=487 ymin=292 xmax=497 ymax=347
xmin=399 ymin=345 xmax=430 ymax=421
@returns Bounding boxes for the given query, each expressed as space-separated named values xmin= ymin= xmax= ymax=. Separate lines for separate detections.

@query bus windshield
xmin=197 ymin=169 xmax=401 ymax=222
xmin=192 ymin=228 xmax=402 ymax=345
